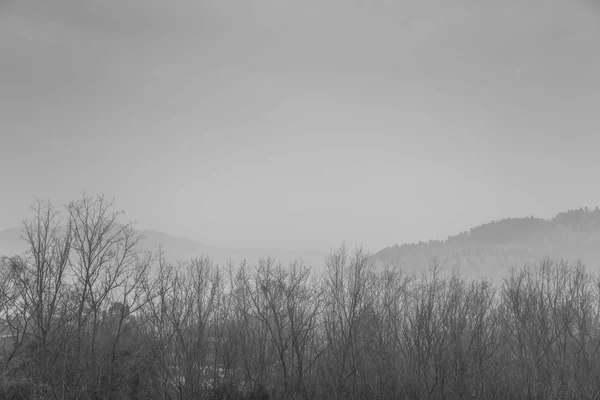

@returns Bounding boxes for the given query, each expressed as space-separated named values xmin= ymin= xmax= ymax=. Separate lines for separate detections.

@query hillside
xmin=373 ymin=207 xmax=600 ymax=280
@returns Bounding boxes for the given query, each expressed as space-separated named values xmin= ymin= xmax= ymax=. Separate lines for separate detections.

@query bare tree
xmin=65 ymin=193 xmax=143 ymax=397
xmin=0 ymin=200 xmax=74 ymax=397
xmin=321 ymin=244 xmax=375 ymax=400
xmin=284 ymin=261 xmax=323 ymax=396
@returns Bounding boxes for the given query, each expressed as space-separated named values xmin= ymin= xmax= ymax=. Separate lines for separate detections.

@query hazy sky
xmin=1 ymin=0 xmax=600 ymax=252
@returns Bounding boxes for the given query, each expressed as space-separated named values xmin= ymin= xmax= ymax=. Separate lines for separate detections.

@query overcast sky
xmin=1 ymin=0 xmax=599 ymax=252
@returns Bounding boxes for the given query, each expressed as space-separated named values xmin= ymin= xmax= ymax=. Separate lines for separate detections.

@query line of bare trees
xmin=3 ymin=195 xmax=600 ymax=399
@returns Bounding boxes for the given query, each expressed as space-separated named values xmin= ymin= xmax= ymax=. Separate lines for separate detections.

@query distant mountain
xmin=0 ymin=227 xmax=327 ymax=270
xmin=137 ymin=230 xmax=327 ymax=269
xmin=373 ymin=207 xmax=600 ymax=280
xmin=5 ymin=207 xmax=600 ymax=279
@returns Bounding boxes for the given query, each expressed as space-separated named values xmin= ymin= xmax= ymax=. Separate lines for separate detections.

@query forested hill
xmin=373 ymin=207 xmax=600 ymax=279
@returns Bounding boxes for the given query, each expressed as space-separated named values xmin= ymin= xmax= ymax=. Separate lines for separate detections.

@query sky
xmin=1 ymin=0 xmax=600 ymax=253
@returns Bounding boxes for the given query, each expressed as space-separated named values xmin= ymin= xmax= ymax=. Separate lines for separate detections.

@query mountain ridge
xmin=373 ymin=207 xmax=600 ymax=279
xmin=3 ymin=207 xmax=600 ymax=278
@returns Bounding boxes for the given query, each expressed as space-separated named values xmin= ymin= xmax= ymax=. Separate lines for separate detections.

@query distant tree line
xmin=2 ymin=194 xmax=600 ymax=399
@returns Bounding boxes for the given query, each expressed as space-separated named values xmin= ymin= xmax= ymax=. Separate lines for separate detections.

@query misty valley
xmin=2 ymin=194 xmax=600 ymax=399
xmin=3 ymin=0 xmax=599 ymax=398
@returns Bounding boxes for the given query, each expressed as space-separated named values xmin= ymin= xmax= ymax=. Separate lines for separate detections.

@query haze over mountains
xmin=0 ymin=226 xmax=326 ymax=269
xmin=2 ymin=207 xmax=600 ymax=280
xmin=3 ymin=0 xmax=600 ymax=256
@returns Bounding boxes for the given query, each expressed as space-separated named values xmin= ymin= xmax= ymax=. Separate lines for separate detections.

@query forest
xmin=2 ymin=194 xmax=600 ymax=399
